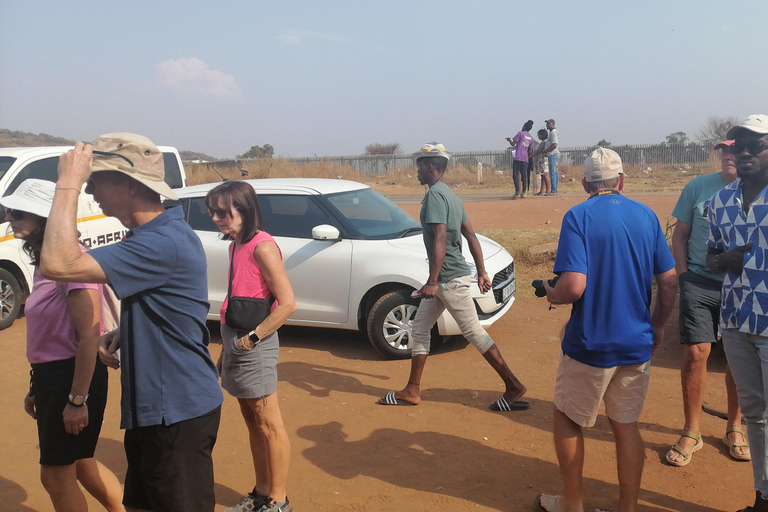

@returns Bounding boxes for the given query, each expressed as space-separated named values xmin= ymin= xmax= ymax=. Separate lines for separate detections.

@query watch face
xmin=249 ymin=332 xmax=260 ymax=344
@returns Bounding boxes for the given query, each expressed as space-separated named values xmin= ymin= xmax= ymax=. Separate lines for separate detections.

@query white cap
xmin=583 ymin=148 xmax=623 ymax=183
xmin=726 ymin=115 xmax=768 ymax=139
xmin=0 ymin=179 xmax=57 ymax=218
xmin=413 ymin=142 xmax=452 ymax=161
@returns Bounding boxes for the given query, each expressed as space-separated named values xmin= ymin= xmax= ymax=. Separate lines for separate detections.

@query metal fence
xmin=287 ymin=142 xmax=714 ymax=174
xmin=195 ymin=142 xmax=715 ymax=175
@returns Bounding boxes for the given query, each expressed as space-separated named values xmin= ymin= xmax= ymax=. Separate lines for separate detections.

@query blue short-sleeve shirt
xmin=554 ymin=193 xmax=675 ymax=367
xmin=90 ymin=207 xmax=223 ymax=429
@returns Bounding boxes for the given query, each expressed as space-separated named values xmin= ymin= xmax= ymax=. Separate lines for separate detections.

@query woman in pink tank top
xmin=206 ymin=181 xmax=297 ymax=512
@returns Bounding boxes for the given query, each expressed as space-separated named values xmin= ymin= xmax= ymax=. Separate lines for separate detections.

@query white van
xmin=0 ymin=145 xmax=187 ymax=330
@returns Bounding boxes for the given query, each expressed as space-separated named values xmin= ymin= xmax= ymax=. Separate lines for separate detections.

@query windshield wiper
xmin=396 ymin=227 xmax=423 ymax=238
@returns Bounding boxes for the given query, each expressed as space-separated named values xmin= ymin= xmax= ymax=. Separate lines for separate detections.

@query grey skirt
xmin=220 ymin=322 xmax=279 ymax=399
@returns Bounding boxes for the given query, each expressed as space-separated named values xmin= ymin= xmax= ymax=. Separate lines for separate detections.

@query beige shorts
xmin=553 ymin=353 xmax=650 ymax=428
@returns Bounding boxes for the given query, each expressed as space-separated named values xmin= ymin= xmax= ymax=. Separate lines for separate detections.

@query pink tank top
xmin=219 ymin=231 xmax=281 ymax=323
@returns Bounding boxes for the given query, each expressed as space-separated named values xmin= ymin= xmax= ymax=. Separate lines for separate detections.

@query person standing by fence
xmin=545 ymin=119 xmax=561 ymax=195
xmin=506 ymin=120 xmax=535 ymax=198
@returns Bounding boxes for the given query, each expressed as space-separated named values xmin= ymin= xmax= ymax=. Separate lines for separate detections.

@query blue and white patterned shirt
xmin=708 ymin=180 xmax=768 ymax=335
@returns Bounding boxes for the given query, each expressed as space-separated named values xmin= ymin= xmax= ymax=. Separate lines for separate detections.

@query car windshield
xmin=325 ymin=188 xmax=421 ymax=239
xmin=0 ymin=157 xmax=16 ymax=183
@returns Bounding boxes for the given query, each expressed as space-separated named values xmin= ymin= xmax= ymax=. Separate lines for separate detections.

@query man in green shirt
xmin=666 ymin=139 xmax=748 ymax=467
xmin=378 ymin=143 xmax=528 ymax=411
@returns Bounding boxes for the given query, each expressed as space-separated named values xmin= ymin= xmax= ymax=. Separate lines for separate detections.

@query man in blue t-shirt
xmin=534 ymin=148 xmax=677 ymax=512
xmin=41 ymin=133 xmax=223 ymax=512
xmin=666 ymin=139 xmax=747 ymax=467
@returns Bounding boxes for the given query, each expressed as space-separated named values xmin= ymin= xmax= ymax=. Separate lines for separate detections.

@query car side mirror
xmin=312 ymin=224 xmax=341 ymax=241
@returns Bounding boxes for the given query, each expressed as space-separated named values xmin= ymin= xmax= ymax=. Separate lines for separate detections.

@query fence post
xmin=477 ymin=162 xmax=483 ymax=184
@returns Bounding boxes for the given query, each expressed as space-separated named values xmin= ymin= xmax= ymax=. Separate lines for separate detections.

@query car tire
xmin=366 ymin=289 xmax=421 ymax=360
xmin=0 ymin=268 xmax=22 ymax=331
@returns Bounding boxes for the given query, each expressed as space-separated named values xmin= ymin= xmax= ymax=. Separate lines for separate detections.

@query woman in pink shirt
xmin=1 ymin=179 xmax=123 ymax=512
xmin=206 ymin=181 xmax=297 ymax=512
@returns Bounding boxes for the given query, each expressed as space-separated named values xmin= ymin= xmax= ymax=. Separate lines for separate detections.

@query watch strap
xmin=68 ymin=394 xmax=89 ymax=407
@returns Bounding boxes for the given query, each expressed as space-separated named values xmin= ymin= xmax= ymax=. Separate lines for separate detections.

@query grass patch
xmin=479 ymin=228 xmax=560 ymax=301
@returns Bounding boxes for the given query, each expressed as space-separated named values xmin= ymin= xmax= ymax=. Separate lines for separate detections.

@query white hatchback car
xmin=173 ymin=178 xmax=516 ymax=359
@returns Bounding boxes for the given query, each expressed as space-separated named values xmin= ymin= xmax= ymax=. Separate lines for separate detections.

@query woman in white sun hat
xmin=1 ymin=179 xmax=124 ymax=512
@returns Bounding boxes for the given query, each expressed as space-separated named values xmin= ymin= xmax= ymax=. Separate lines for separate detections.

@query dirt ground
xmin=0 ymin=193 xmax=753 ymax=512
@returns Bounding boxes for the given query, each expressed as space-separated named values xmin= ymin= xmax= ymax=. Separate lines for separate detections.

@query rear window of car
xmin=182 ymin=194 xmax=336 ymax=239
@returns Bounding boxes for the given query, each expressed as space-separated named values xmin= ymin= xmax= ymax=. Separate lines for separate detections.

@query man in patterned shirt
xmin=707 ymin=114 xmax=768 ymax=512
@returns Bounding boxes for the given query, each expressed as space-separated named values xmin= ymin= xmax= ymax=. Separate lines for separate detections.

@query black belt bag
xmin=225 ymin=242 xmax=273 ymax=333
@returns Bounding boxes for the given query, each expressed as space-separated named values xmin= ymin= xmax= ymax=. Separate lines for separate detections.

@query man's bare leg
xmin=610 ymin=419 xmax=644 ymax=512
xmin=725 ymin=364 xmax=750 ymax=458
xmin=394 ymin=354 xmax=428 ymax=405
xmin=668 ymin=343 xmax=709 ymax=464
xmin=553 ymin=407 xmax=585 ymax=512
xmin=483 ymin=344 xmax=527 ymax=403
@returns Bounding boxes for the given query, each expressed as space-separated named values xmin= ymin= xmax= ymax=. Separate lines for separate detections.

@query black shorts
xmin=31 ymin=358 xmax=109 ymax=466
xmin=123 ymin=406 xmax=221 ymax=512
xmin=678 ymin=271 xmax=721 ymax=344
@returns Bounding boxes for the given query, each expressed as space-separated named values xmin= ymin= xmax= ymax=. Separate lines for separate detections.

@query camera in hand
xmin=531 ymin=275 xmax=560 ymax=297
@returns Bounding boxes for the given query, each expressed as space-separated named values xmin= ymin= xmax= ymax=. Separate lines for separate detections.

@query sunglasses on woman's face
xmin=207 ymin=207 xmax=232 ymax=219
xmin=731 ymin=140 xmax=768 ymax=157
xmin=4 ymin=208 xmax=26 ymax=221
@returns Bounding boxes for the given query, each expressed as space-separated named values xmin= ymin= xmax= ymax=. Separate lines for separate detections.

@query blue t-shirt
xmin=90 ymin=207 xmax=223 ymax=429
xmin=554 ymin=193 xmax=675 ymax=367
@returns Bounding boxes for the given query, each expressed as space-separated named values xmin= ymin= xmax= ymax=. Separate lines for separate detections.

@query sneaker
xmin=225 ymin=493 xmax=270 ymax=512
xmin=257 ymin=498 xmax=293 ymax=512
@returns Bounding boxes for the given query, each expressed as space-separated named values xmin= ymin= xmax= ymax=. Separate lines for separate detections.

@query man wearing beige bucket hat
xmin=41 ymin=133 xmax=223 ymax=512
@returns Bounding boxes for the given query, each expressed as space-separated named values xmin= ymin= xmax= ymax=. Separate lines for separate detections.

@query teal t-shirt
xmin=420 ymin=181 xmax=470 ymax=282
xmin=671 ymin=172 xmax=729 ymax=282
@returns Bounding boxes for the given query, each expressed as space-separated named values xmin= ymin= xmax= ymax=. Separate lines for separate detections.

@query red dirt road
xmin=0 ymin=193 xmax=751 ymax=512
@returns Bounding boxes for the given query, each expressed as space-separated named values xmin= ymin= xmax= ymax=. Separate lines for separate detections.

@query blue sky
xmin=1 ymin=0 xmax=766 ymax=159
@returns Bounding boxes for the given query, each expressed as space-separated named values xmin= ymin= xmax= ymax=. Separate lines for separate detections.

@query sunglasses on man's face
xmin=731 ymin=140 xmax=768 ymax=157
xmin=4 ymin=208 xmax=27 ymax=221
xmin=207 ymin=207 xmax=232 ymax=219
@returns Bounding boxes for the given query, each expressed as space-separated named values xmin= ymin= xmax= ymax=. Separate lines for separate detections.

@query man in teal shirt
xmin=666 ymin=139 xmax=748 ymax=466
xmin=378 ymin=143 xmax=528 ymax=411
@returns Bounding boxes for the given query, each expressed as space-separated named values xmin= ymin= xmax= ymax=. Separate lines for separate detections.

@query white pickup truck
xmin=0 ymin=145 xmax=187 ymax=330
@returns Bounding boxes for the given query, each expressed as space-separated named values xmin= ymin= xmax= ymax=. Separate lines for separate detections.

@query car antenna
xmin=210 ymin=165 xmax=229 ymax=182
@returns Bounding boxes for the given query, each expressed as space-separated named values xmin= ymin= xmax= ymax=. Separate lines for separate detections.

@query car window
xmin=183 ymin=194 xmax=334 ymax=239
xmin=184 ymin=197 xmax=219 ymax=232
xmin=259 ymin=195 xmax=334 ymax=238
xmin=325 ymin=188 xmax=420 ymax=239
xmin=4 ymin=156 xmax=59 ymax=196
xmin=162 ymin=152 xmax=183 ymax=189
xmin=0 ymin=157 xmax=16 ymax=184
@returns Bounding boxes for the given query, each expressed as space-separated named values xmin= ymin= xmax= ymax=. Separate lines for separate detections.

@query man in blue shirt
xmin=41 ymin=133 xmax=223 ymax=512
xmin=535 ymin=148 xmax=677 ymax=512
xmin=707 ymin=114 xmax=768 ymax=512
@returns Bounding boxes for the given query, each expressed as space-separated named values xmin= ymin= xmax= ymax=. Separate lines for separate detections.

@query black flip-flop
xmin=378 ymin=391 xmax=417 ymax=406
xmin=490 ymin=396 xmax=530 ymax=412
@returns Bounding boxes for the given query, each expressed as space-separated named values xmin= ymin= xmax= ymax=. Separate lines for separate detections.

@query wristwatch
xmin=248 ymin=330 xmax=261 ymax=346
xmin=67 ymin=394 xmax=89 ymax=407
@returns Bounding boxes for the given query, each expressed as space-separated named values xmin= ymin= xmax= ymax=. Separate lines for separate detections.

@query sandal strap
xmin=669 ymin=443 xmax=691 ymax=458
xmin=726 ymin=426 xmax=746 ymax=436
xmin=679 ymin=429 xmax=701 ymax=442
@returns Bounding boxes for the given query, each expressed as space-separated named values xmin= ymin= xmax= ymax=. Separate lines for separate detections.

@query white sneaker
xmin=225 ymin=493 xmax=269 ymax=512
